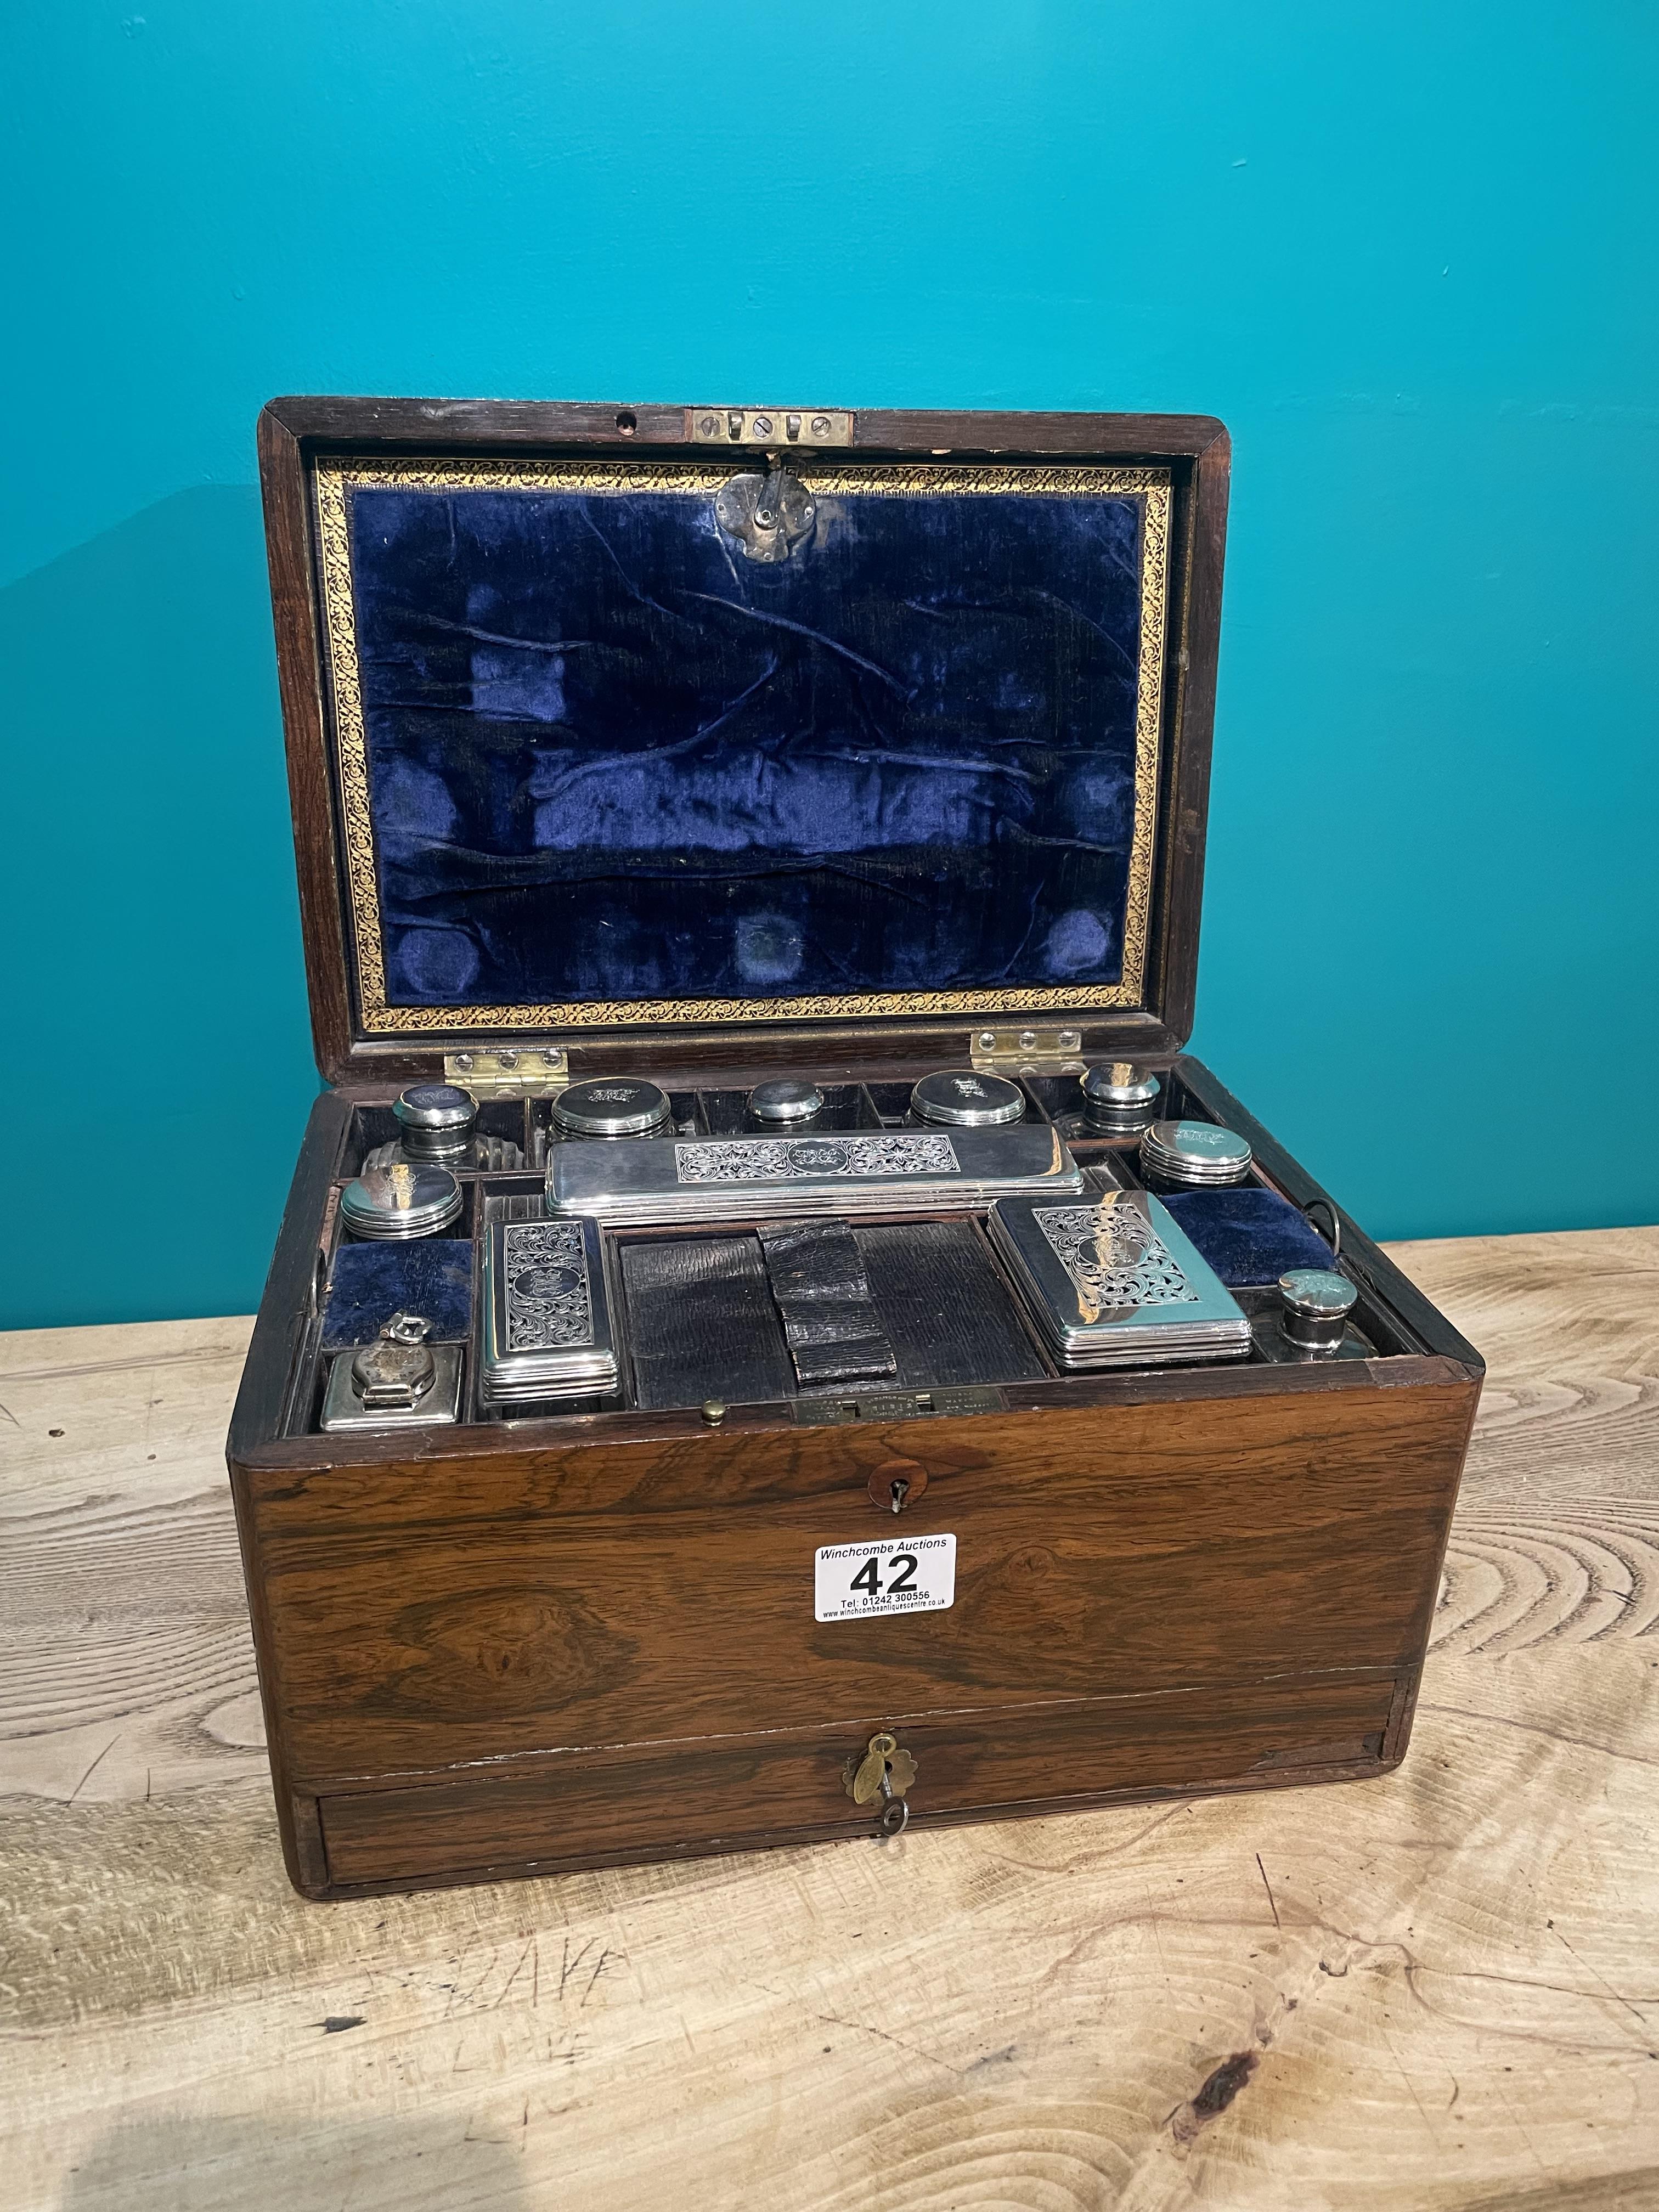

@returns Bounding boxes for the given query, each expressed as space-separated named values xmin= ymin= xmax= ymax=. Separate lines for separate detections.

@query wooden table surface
xmin=3 ymin=1227 xmax=1657 ymax=2212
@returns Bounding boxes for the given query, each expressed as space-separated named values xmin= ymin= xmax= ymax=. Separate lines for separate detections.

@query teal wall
xmin=4 ymin=2 xmax=1656 ymax=1329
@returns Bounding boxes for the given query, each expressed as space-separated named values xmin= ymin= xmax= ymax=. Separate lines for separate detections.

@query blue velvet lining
xmin=344 ymin=478 xmax=1149 ymax=1008
xmin=1163 ymin=1189 xmax=1339 ymax=1288
xmin=321 ymin=1240 xmax=475 ymax=1348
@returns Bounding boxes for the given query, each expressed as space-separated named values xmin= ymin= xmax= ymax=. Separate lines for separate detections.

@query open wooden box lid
xmin=258 ymin=399 xmax=1229 ymax=1088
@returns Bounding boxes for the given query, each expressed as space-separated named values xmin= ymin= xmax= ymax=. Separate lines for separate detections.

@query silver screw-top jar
xmin=1080 ymin=1062 xmax=1161 ymax=1138
xmin=550 ymin=1077 xmax=673 ymax=1139
xmin=1139 ymin=1119 xmax=1254 ymax=1188
xmin=910 ymin=1070 xmax=1026 ymax=1127
xmin=338 ymin=1161 xmax=464 ymax=1240
xmin=392 ymin=1082 xmax=477 ymax=1164
xmin=1278 ymin=1267 xmax=1358 ymax=1355
xmin=749 ymin=1077 xmax=825 ymax=1125
xmin=1082 ymin=1062 xmax=1161 ymax=1114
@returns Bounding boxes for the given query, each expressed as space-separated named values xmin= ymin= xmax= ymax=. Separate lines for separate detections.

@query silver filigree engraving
xmin=1031 ymin=1205 xmax=1200 ymax=1307
xmin=503 ymin=1220 xmax=595 ymax=1352
xmin=673 ymin=1133 xmax=960 ymax=1185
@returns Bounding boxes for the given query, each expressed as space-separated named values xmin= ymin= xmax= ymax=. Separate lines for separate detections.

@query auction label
xmin=814 ymin=1533 xmax=956 ymax=1622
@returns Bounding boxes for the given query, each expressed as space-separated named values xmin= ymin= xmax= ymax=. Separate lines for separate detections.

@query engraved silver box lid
xmin=545 ymin=1121 xmax=1084 ymax=1225
xmin=480 ymin=1214 xmax=619 ymax=1405
xmin=338 ymin=1162 xmax=464 ymax=1240
xmin=911 ymin=1069 xmax=1025 ymax=1126
xmin=986 ymin=1187 xmax=1252 ymax=1368
xmin=1139 ymin=1119 xmax=1254 ymax=1187
xmin=551 ymin=1077 xmax=673 ymax=1139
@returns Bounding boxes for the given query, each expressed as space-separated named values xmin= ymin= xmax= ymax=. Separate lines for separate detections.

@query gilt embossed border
xmin=313 ymin=458 xmax=1172 ymax=1036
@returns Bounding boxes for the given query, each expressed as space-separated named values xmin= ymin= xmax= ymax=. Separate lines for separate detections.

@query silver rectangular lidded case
xmin=544 ymin=1122 xmax=1084 ymax=1226
xmin=987 ymin=1186 xmax=1252 ymax=1368
xmin=481 ymin=1214 xmax=619 ymax=1406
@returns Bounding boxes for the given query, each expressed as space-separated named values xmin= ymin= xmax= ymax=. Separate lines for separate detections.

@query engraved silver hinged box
xmin=986 ymin=1187 xmax=1252 ymax=1368
xmin=480 ymin=1214 xmax=619 ymax=1406
xmin=545 ymin=1122 xmax=1084 ymax=1226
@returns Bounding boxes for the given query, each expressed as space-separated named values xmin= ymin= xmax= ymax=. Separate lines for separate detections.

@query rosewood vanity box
xmin=228 ymin=398 xmax=1482 ymax=1900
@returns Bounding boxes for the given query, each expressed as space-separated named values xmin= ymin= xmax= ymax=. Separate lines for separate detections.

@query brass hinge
xmin=968 ymin=1026 xmax=1086 ymax=1075
xmin=443 ymin=1046 xmax=569 ymax=1099
xmin=688 ymin=407 xmax=854 ymax=448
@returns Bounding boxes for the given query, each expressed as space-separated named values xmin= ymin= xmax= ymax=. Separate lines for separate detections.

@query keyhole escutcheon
xmin=867 ymin=1456 xmax=927 ymax=1514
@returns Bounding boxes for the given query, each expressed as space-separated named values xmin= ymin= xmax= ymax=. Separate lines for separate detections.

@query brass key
xmin=847 ymin=1731 xmax=897 ymax=1805
xmin=843 ymin=1731 xmax=919 ymax=1808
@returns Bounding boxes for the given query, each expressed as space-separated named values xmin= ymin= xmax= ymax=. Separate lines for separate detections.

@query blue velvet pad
xmin=1162 ymin=1188 xmax=1339 ymax=1288
xmin=320 ymin=1239 xmax=475 ymax=1348
xmin=345 ymin=480 xmax=1150 ymax=1008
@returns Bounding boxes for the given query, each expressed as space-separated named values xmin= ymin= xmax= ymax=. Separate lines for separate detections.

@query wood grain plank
xmin=0 ymin=1320 xmax=266 ymax=1805
xmin=3 ymin=1228 xmax=1658 ymax=2210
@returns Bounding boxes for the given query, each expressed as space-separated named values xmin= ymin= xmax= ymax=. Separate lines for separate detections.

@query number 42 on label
xmin=814 ymin=1534 xmax=956 ymax=1622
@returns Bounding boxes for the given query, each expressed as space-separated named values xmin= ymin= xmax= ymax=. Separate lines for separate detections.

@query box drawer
xmin=317 ymin=1670 xmax=1402 ymax=1889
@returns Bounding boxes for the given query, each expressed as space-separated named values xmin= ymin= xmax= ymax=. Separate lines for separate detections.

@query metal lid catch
xmin=715 ymin=464 xmax=816 ymax=563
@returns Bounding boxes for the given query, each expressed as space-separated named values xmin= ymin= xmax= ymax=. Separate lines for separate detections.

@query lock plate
xmin=795 ymin=1384 xmax=1004 ymax=1426
xmin=688 ymin=407 xmax=854 ymax=447
xmin=715 ymin=467 xmax=816 ymax=563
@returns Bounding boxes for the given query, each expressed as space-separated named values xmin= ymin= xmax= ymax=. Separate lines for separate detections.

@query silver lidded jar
xmin=1278 ymin=1267 xmax=1358 ymax=1355
xmin=1080 ymin=1062 xmax=1161 ymax=1137
xmin=1139 ymin=1119 xmax=1254 ymax=1188
xmin=392 ymin=1082 xmax=477 ymax=1164
xmin=1081 ymin=1062 xmax=1161 ymax=1115
xmin=550 ymin=1077 xmax=673 ymax=1139
xmin=338 ymin=1161 xmax=464 ymax=1241
xmin=910 ymin=1070 xmax=1026 ymax=1127
xmin=749 ymin=1077 xmax=825 ymax=1125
